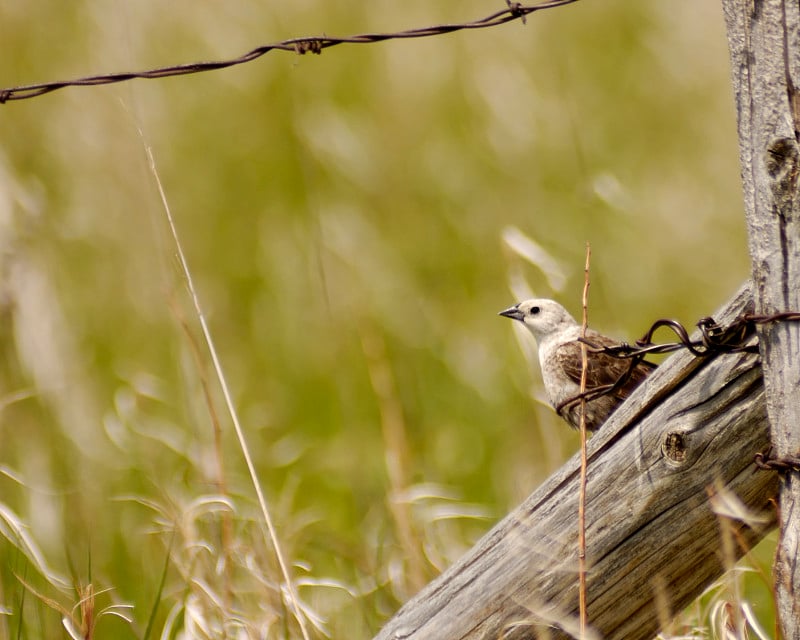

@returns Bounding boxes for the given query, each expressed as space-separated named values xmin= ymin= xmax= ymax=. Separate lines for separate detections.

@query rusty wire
xmin=558 ymin=310 xmax=800 ymax=421
xmin=755 ymin=447 xmax=800 ymax=472
xmin=0 ymin=0 xmax=579 ymax=104
xmin=580 ymin=311 xmax=800 ymax=361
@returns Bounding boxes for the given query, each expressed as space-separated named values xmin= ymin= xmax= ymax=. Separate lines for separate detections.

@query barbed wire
xmin=0 ymin=0 xmax=579 ymax=104
xmin=582 ymin=311 xmax=800 ymax=360
xmin=556 ymin=310 xmax=800 ymax=420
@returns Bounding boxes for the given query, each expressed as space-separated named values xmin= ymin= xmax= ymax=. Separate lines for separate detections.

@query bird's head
xmin=498 ymin=298 xmax=576 ymax=340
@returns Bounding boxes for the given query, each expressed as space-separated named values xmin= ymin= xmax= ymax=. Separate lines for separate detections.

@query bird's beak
xmin=498 ymin=305 xmax=524 ymax=321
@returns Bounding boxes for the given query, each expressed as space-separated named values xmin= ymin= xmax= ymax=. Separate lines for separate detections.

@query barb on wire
xmin=755 ymin=447 xmax=800 ymax=473
xmin=0 ymin=0 xmax=580 ymax=104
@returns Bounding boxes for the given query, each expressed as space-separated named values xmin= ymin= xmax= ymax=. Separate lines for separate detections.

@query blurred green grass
xmin=0 ymin=1 xmax=772 ymax=638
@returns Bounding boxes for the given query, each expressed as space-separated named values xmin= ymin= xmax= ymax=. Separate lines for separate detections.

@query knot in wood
xmin=765 ymin=137 xmax=798 ymax=177
xmin=765 ymin=137 xmax=799 ymax=219
xmin=662 ymin=431 xmax=688 ymax=465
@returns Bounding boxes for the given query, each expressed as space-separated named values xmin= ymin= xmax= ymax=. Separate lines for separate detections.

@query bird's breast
xmin=537 ymin=340 xmax=582 ymax=407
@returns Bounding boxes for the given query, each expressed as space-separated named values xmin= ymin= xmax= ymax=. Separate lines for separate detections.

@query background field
xmin=0 ymin=1 xmax=775 ymax=638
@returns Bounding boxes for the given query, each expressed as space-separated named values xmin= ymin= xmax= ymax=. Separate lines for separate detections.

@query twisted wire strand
xmin=557 ymin=311 xmax=800 ymax=418
xmin=0 ymin=0 xmax=579 ymax=103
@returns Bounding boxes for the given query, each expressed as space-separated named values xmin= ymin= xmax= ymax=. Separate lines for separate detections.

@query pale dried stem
xmin=578 ymin=243 xmax=591 ymax=637
xmin=138 ymin=131 xmax=310 ymax=640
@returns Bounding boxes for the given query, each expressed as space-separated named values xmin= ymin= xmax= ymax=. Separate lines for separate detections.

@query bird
xmin=499 ymin=298 xmax=656 ymax=431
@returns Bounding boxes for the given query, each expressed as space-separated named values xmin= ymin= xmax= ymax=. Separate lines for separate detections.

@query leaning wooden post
xmin=373 ymin=284 xmax=778 ymax=640
xmin=722 ymin=1 xmax=800 ymax=635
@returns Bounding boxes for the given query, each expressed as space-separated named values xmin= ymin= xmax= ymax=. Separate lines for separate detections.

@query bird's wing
xmin=555 ymin=333 xmax=656 ymax=399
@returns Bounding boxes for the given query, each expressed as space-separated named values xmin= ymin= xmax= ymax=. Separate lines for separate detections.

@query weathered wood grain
xmin=374 ymin=284 xmax=779 ymax=640
xmin=722 ymin=1 xmax=800 ymax=635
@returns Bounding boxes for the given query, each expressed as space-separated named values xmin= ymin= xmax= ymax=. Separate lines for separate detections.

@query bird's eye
xmin=530 ymin=306 xmax=540 ymax=314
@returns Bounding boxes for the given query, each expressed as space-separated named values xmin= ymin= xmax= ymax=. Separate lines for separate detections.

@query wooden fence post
xmin=373 ymin=284 xmax=778 ymax=640
xmin=722 ymin=1 xmax=800 ymax=636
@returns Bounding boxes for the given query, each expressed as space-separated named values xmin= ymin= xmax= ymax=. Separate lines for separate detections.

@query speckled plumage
xmin=500 ymin=299 xmax=656 ymax=431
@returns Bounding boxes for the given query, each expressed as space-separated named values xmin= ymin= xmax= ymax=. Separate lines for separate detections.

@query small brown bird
xmin=499 ymin=298 xmax=656 ymax=431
